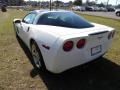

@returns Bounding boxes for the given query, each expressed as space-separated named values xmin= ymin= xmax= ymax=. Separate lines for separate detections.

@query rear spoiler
xmin=89 ymin=31 xmax=108 ymax=36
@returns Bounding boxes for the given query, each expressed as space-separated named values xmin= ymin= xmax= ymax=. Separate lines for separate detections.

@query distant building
xmin=64 ymin=3 xmax=71 ymax=7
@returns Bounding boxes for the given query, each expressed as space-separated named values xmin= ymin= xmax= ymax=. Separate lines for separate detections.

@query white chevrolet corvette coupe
xmin=13 ymin=10 xmax=115 ymax=73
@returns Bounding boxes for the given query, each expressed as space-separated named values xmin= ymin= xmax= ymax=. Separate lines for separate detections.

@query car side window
xmin=22 ymin=13 xmax=37 ymax=24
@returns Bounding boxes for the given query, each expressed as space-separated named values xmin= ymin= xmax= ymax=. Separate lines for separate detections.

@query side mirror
xmin=14 ymin=19 xmax=21 ymax=24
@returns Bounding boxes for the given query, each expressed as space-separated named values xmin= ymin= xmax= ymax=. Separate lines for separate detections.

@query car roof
xmin=30 ymin=9 xmax=72 ymax=14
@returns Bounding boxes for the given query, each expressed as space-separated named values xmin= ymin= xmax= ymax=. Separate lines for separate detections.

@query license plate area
xmin=91 ymin=45 xmax=102 ymax=56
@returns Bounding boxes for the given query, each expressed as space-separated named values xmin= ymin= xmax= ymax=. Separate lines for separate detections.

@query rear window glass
xmin=37 ymin=12 xmax=94 ymax=29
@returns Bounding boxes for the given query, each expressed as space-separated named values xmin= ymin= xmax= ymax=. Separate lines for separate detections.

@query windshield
xmin=37 ymin=12 xmax=94 ymax=29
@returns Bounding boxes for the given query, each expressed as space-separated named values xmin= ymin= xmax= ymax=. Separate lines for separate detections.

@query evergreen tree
xmin=73 ymin=0 xmax=82 ymax=6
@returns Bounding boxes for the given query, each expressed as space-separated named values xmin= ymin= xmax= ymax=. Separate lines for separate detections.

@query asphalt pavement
xmin=78 ymin=11 xmax=120 ymax=20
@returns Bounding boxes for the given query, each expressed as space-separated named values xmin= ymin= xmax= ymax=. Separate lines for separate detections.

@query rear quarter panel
xmin=28 ymin=25 xmax=61 ymax=69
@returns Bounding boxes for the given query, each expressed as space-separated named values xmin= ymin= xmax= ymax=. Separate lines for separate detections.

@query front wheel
xmin=116 ymin=12 xmax=120 ymax=16
xmin=13 ymin=23 xmax=19 ymax=37
xmin=31 ymin=41 xmax=46 ymax=70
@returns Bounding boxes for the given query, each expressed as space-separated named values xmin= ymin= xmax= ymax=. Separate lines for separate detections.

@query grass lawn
xmin=0 ymin=9 xmax=120 ymax=90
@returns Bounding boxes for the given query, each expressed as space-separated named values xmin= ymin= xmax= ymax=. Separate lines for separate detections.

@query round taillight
xmin=108 ymin=32 xmax=112 ymax=40
xmin=63 ymin=41 xmax=74 ymax=52
xmin=77 ymin=39 xmax=86 ymax=49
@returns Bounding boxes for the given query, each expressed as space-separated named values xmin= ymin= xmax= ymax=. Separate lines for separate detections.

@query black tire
xmin=15 ymin=28 xmax=19 ymax=38
xmin=13 ymin=22 xmax=19 ymax=37
xmin=116 ymin=12 xmax=120 ymax=16
xmin=31 ymin=41 xmax=46 ymax=70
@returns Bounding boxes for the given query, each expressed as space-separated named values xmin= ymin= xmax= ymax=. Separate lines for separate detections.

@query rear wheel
xmin=31 ymin=41 xmax=46 ymax=70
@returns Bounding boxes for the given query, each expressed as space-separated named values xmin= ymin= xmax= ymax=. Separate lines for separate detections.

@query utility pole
xmin=56 ymin=0 xmax=58 ymax=10
xmin=106 ymin=0 xmax=110 ymax=7
xmin=116 ymin=0 xmax=118 ymax=5
xmin=50 ymin=0 xmax=52 ymax=11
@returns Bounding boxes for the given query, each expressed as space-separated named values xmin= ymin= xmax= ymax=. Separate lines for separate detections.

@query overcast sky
xmin=24 ymin=0 xmax=120 ymax=5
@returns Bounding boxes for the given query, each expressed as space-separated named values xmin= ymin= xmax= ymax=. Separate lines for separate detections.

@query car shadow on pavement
xmin=17 ymin=36 xmax=120 ymax=90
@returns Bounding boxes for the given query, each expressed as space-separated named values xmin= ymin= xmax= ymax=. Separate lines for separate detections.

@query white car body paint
xmin=13 ymin=10 xmax=115 ymax=73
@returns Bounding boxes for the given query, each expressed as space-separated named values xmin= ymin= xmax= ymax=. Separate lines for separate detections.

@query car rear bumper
xmin=40 ymin=28 xmax=114 ymax=73
xmin=46 ymin=40 xmax=113 ymax=73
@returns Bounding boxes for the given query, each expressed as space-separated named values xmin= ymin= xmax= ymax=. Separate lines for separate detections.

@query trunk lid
xmin=33 ymin=23 xmax=113 ymax=37
xmin=57 ymin=23 xmax=114 ymax=59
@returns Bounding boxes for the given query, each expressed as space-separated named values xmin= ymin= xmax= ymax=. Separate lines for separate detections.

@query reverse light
xmin=77 ymin=39 xmax=86 ymax=49
xmin=63 ymin=41 xmax=74 ymax=52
